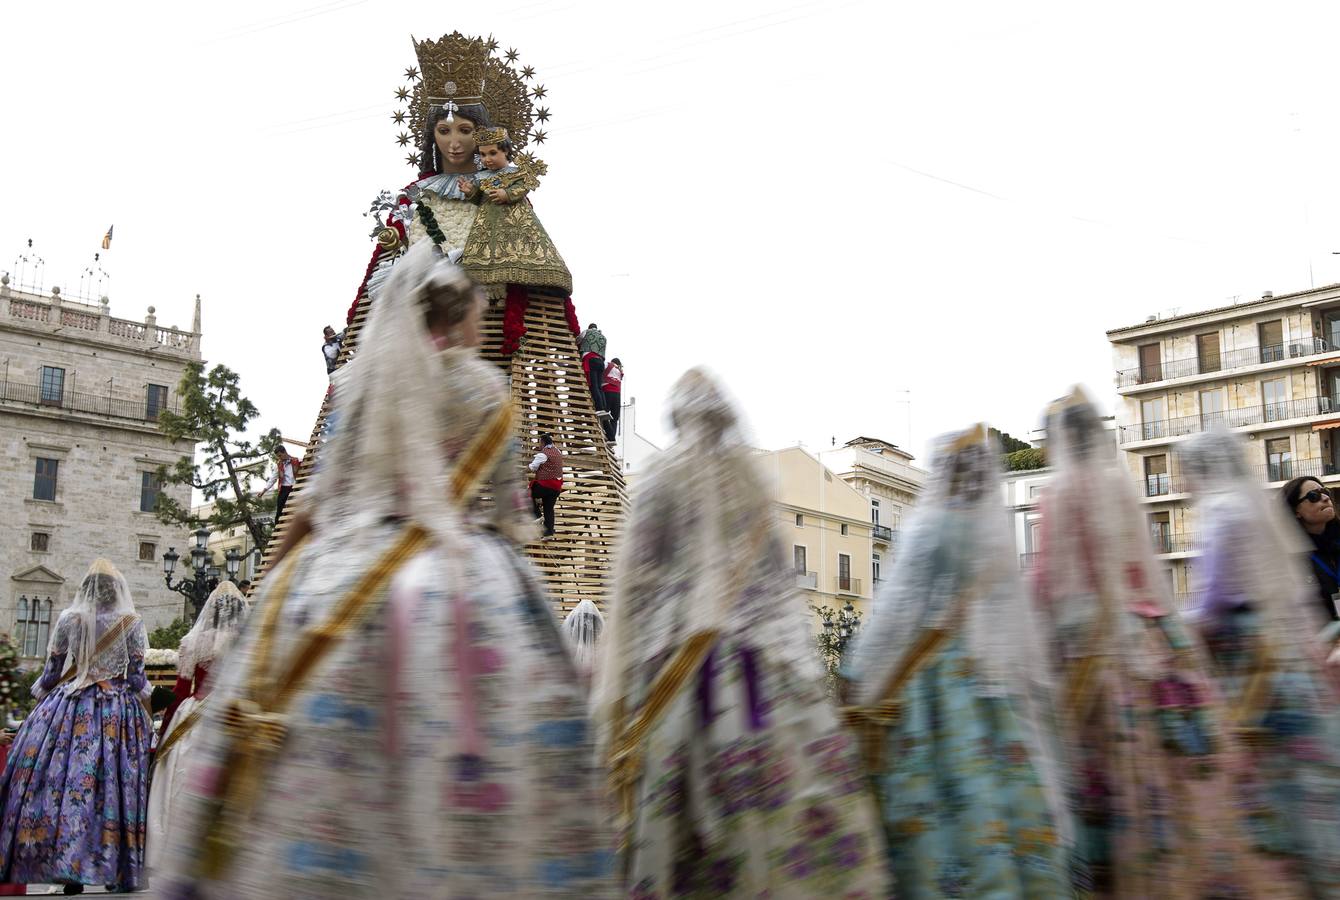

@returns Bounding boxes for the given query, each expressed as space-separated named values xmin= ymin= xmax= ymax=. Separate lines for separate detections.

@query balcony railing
xmin=1120 ymin=394 xmax=1340 ymax=445
xmin=1151 ymin=532 xmax=1198 ymax=555
xmin=1019 ymin=552 xmax=1040 ymax=569
xmin=1252 ymin=457 xmax=1340 ymax=484
xmin=1142 ymin=472 xmax=1176 ymax=497
xmin=1117 ymin=337 xmax=1337 ymax=388
xmin=871 ymin=524 xmax=893 ymax=543
xmin=835 ymin=575 xmax=862 ymax=595
xmin=795 ymin=570 xmax=817 ymax=590
xmin=0 ymin=376 xmax=178 ymax=424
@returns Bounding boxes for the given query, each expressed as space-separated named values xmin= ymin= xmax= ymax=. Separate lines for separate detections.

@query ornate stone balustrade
xmin=0 ymin=278 xmax=199 ymax=359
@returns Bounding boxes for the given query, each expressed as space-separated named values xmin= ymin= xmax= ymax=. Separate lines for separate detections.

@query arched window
xmin=15 ymin=597 xmax=28 ymax=656
xmin=17 ymin=596 xmax=52 ymax=658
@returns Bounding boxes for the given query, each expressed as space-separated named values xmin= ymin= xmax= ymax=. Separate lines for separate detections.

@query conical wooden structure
xmin=254 ymin=287 xmax=627 ymax=615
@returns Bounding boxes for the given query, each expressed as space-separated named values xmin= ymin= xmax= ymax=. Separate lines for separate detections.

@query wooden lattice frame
xmin=253 ymin=288 xmax=627 ymax=615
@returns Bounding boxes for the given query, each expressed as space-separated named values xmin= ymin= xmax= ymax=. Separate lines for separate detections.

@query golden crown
xmin=475 ymin=126 xmax=509 ymax=146
xmin=414 ymin=33 xmax=488 ymax=107
xmin=394 ymin=32 xmax=550 ymax=171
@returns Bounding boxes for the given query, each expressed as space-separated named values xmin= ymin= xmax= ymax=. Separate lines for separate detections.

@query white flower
xmin=145 ymin=649 xmax=179 ymax=667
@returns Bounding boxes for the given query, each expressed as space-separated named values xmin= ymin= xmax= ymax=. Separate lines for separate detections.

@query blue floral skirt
xmin=0 ymin=678 xmax=151 ymax=889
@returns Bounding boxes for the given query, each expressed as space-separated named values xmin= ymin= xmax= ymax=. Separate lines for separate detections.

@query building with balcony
xmin=1003 ymin=466 xmax=1051 ymax=571
xmin=763 ymin=446 xmax=877 ymax=621
xmin=817 ymin=436 xmax=926 ymax=580
xmin=0 ymin=275 xmax=202 ymax=653
xmin=1107 ymin=283 xmax=1340 ymax=600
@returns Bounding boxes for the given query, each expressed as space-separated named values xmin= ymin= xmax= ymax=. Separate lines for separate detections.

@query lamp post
xmin=162 ymin=527 xmax=227 ymax=619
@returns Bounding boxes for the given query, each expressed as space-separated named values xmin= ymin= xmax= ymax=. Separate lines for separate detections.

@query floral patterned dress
xmin=1036 ymin=499 xmax=1292 ymax=899
xmin=1194 ymin=504 xmax=1340 ymax=895
xmin=845 ymin=506 xmax=1072 ymax=900
xmin=0 ymin=610 xmax=151 ymax=890
xmin=602 ymin=441 xmax=889 ymax=899
xmin=158 ymin=519 xmax=614 ymax=898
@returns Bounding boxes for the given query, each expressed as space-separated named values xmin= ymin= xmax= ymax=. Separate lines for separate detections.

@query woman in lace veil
xmin=160 ymin=240 xmax=612 ymax=898
xmin=1036 ymin=388 xmax=1278 ymax=897
xmin=147 ymin=580 xmax=251 ymax=872
xmin=842 ymin=424 xmax=1073 ymax=896
xmin=594 ymin=367 xmax=888 ymax=898
xmin=562 ymin=598 xmax=604 ymax=690
xmin=1182 ymin=428 xmax=1340 ymax=893
xmin=0 ymin=558 xmax=152 ymax=893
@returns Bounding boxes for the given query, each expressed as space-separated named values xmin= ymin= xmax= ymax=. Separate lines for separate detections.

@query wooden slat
xmin=253 ymin=282 xmax=627 ymax=616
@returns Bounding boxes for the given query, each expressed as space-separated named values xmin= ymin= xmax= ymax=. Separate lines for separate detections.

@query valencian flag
xmin=101 ymin=225 xmax=113 ymax=250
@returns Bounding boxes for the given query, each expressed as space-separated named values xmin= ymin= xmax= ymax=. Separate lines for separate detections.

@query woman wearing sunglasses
xmin=1282 ymin=476 xmax=1340 ymax=620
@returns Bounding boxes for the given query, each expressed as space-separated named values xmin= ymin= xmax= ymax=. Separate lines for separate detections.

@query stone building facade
xmin=818 ymin=436 xmax=927 ymax=577
xmin=0 ymin=276 xmax=201 ymax=656
xmin=763 ymin=446 xmax=880 ymax=620
xmin=1107 ymin=283 xmax=1340 ymax=605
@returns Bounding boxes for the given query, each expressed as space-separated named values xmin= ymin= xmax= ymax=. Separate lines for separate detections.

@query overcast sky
xmin=6 ymin=1 xmax=1340 ymax=463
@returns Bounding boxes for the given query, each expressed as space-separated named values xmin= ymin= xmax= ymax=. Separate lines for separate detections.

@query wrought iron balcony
xmin=1151 ymin=532 xmax=1197 ymax=555
xmin=1116 ymin=337 xmax=1337 ymax=388
xmin=1251 ymin=457 xmax=1339 ymax=484
xmin=871 ymin=524 xmax=893 ymax=543
xmin=835 ymin=575 xmax=862 ymax=596
xmin=0 ymin=376 xmax=179 ymax=424
xmin=1120 ymin=394 xmax=1340 ymax=445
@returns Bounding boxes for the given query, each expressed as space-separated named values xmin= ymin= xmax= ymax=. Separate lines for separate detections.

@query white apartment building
xmin=1003 ymin=467 xmax=1051 ymax=570
xmin=818 ymin=436 xmax=927 ymax=582
xmin=1108 ymin=283 xmax=1340 ymax=599
xmin=0 ymin=275 xmax=201 ymax=652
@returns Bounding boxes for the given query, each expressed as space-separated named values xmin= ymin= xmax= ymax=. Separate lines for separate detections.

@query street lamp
xmin=162 ymin=527 xmax=221 ymax=619
xmin=224 ymin=547 xmax=242 ymax=581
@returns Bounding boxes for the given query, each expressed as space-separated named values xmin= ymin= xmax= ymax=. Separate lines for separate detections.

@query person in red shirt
xmin=527 ymin=433 xmax=564 ymax=538
xmin=601 ymin=358 xmax=623 ymax=442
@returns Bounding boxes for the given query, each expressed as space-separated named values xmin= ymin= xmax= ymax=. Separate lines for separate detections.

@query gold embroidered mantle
xmin=461 ymin=195 xmax=572 ymax=295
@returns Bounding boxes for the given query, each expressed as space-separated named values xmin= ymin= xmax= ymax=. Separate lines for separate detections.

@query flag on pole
xmin=100 ymin=225 xmax=113 ymax=250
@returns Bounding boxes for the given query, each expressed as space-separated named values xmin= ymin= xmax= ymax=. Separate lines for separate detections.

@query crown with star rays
xmin=391 ymin=32 xmax=553 ymax=170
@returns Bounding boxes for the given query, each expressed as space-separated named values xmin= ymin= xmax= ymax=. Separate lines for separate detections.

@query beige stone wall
xmin=0 ymin=327 xmax=187 ymax=411
xmin=764 ymin=447 xmax=877 ymax=619
xmin=0 ymin=291 xmax=201 ymax=656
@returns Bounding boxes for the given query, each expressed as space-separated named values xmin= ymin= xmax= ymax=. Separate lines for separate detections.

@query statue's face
xmin=478 ymin=144 xmax=508 ymax=171
xmin=435 ymin=117 xmax=478 ymax=170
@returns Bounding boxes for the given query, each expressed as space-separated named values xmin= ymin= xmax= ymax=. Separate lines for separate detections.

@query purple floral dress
xmin=0 ymin=610 xmax=152 ymax=890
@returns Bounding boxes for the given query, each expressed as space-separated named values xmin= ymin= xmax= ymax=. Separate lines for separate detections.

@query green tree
xmin=149 ymin=616 xmax=193 ymax=650
xmin=988 ymin=427 xmax=1032 ymax=454
xmin=0 ymin=634 xmax=22 ymax=720
xmin=1005 ymin=447 xmax=1047 ymax=471
xmin=155 ymin=362 xmax=280 ymax=550
xmin=12 ymin=668 xmax=39 ymax=719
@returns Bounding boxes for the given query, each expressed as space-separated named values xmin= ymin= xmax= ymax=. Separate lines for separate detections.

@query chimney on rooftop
xmin=1263 ymin=290 xmax=1274 ymax=300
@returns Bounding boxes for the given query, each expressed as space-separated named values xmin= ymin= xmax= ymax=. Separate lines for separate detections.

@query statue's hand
xmin=487 ymin=188 xmax=509 ymax=204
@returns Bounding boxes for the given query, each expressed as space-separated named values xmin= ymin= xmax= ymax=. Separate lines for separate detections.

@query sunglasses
xmin=1299 ymin=488 xmax=1331 ymax=505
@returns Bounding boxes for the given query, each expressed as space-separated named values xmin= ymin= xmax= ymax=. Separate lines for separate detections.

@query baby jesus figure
xmin=455 ymin=126 xmax=571 ymax=295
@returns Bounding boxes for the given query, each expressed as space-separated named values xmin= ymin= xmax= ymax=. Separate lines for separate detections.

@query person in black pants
xmin=528 ymin=434 xmax=564 ymax=538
